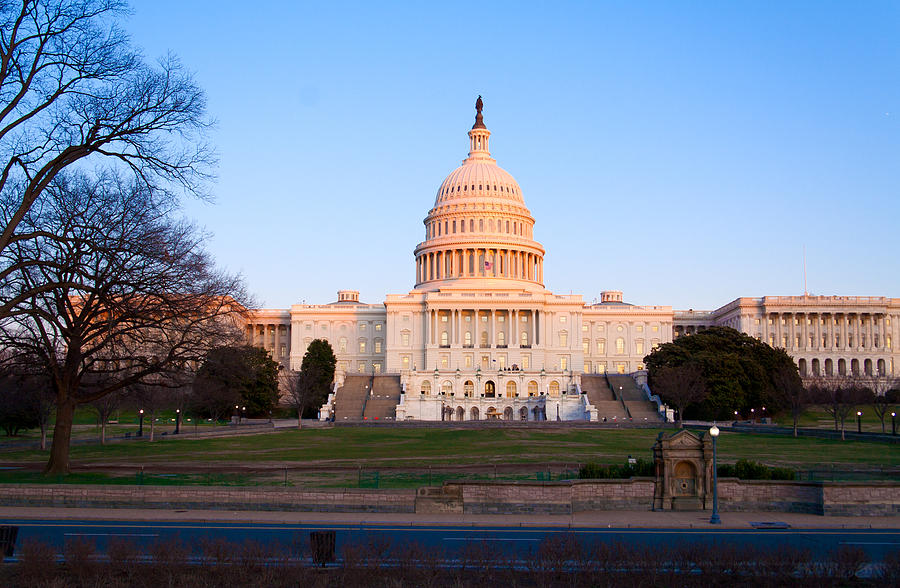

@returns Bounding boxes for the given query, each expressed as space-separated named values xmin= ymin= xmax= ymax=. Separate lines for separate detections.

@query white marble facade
xmin=245 ymin=101 xmax=899 ymax=420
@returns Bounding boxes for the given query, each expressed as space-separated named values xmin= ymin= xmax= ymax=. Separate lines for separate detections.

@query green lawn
xmin=1 ymin=427 xmax=896 ymax=472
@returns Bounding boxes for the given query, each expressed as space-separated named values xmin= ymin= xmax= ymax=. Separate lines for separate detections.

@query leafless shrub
xmin=17 ymin=538 xmax=57 ymax=584
xmin=64 ymin=537 xmax=98 ymax=581
xmin=878 ymin=548 xmax=900 ymax=583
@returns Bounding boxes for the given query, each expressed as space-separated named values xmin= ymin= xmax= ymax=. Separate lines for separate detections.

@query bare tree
xmin=0 ymin=174 xmax=247 ymax=473
xmin=810 ymin=376 xmax=871 ymax=440
xmin=771 ymin=362 xmax=807 ymax=437
xmin=88 ymin=385 xmax=122 ymax=445
xmin=282 ymin=367 xmax=326 ymax=428
xmin=871 ymin=376 xmax=900 ymax=434
xmin=651 ymin=364 xmax=706 ymax=428
xmin=0 ymin=1 xmax=213 ymax=304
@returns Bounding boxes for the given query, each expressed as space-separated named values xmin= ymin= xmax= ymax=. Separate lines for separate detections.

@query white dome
xmin=413 ymin=98 xmax=545 ymax=292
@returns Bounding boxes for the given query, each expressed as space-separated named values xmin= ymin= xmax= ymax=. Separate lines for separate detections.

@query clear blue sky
xmin=126 ymin=1 xmax=899 ymax=310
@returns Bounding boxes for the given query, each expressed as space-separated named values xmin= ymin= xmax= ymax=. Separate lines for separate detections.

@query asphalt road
xmin=4 ymin=519 xmax=900 ymax=563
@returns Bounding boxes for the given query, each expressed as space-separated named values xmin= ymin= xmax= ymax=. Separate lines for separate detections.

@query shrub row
xmin=717 ymin=459 xmax=796 ymax=481
xmin=2 ymin=534 xmax=897 ymax=587
xmin=578 ymin=458 xmax=655 ymax=479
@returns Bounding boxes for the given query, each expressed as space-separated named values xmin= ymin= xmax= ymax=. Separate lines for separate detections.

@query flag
xmin=484 ymin=260 xmax=493 ymax=271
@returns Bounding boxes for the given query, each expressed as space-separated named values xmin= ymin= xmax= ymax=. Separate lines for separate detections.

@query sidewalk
xmin=2 ymin=506 xmax=898 ymax=530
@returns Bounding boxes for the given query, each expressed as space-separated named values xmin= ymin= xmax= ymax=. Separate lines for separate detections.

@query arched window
xmin=506 ymin=381 xmax=517 ymax=398
xmin=498 ymin=331 xmax=505 ymax=346
xmin=359 ymin=339 xmax=367 ymax=353
xmin=464 ymin=380 xmax=474 ymax=397
xmin=421 ymin=380 xmax=431 ymax=395
xmin=441 ymin=380 xmax=453 ymax=396
xmin=338 ymin=337 xmax=347 ymax=352
xmin=440 ymin=331 xmax=449 ymax=346
xmin=485 ymin=381 xmax=495 ymax=397
xmin=615 ymin=337 xmax=625 ymax=354
xmin=549 ymin=381 xmax=560 ymax=397
xmin=464 ymin=331 xmax=472 ymax=346
xmin=527 ymin=381 xmax=538 ymax=396
xmin=521 ymin=331 xmax=528 ymax=346
xmin=559 ymin=330 xmax=567 ymax=347
xmin=480 ymin=331 xmax=488 ymax=347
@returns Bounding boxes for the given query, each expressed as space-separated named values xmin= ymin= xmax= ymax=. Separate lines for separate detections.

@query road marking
xmin=443 ymin=538 xmax=540 ymax=542
xmin=64 ymin=533 xmax=159 ymax=537
xmin=840 ymin=542 xmax=900 ymax=546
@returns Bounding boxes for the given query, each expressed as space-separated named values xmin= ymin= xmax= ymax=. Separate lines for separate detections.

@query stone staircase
xmin=362 ymin=375 xmax=403 ymax=421
xmin=607 ymin=374 xmax=663 ymax=422
xmin=334 ymin=375 xmax=373 ymax=421
xmin=581 ymin=375 xmax=627 ymax=421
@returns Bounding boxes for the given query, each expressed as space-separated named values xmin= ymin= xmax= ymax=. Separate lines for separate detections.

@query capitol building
xmin=246 ymin=99 xmax=899 ymax=422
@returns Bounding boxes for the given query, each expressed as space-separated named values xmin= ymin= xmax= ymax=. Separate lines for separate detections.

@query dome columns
xmin=415 ymin=246 xmax=544 ymax=287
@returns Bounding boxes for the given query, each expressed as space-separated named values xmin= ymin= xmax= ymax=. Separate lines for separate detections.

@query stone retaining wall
xmin=0 ymin=479 xmax=895 ymax=516
xmin=0 ymin=484 xmax=416 ymax=513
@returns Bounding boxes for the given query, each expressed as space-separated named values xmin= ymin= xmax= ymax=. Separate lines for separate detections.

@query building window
xmin=498 ymin=331 xmax=506 ymax=346
xmin=280 ymin=344 xmax=286 ymax=358
xmin=464 ymin=354 xmax=473 ymax=367
xmin=582 ymin=324 xmax=588 ymax=332
xmin=360 ymin=324 xmax=366 ymax=331
xmin=582 ymin=339 xmax=589 ymax=354
xmin=498 ymin=355 xmax=506 ymax=369
xmin=635 ymin=340 xmax=644 ymax=355
xmin=464 ymin=331 xmax=472 ymax=346
xmin=373 ymin=363 xmax=381 ymax=374
xmin=615 ymin=337 xmax=625 ymax=354
xmin=339 ymin=337 xmax=347 ymax=352
xmin=421 ymin=380 xmax=431 ymax=395
xmin=636 ymin=325 xmax=643 ymax=332
xmin=584 ymin=361 xmax=591 ymax=372
xmin=754 ymin=319 xmax=760 ymax=326
xmin=359 ymin=340 xmax=366 ymax=353
xmin=521 ymin=332 xmax=528 ymax=346
xmin=596 ymin=363 xmax=606 ymax=374
xmin=560 ymin=316 xmax=567 ymax=324
xmin=374 ymin=339 xmax=382 ymax=354
xmin=522 ymin=355 xmax=529 ymax=369
xmin=559 ymin=331 xmax=567 ymax=347
xmin=441 ymin=314 xmax=448 ymax=322
xmin=401 ymin=332 xmax=410 ymax=346
xmin=441 ymin=355 xmax=449 ymax=368
xmin=401 ymin=355 xmax=410 ymax=369
xmin=597 ymin=339 xmax=606 ymax=354
xmin=560 ymin=357 xmax=568 ymax=371
xmin=357 ymin=362 xmax=366 ymax=373
xmin=375 ymin=323 xmax=382 ymax=331
xmin=464 ymin=380 xmax=474 ymax=397
xmin=527 ymin=381 xmax=538 ymax=397
xmin=440 ymin=331 xmax=449 ymax=346
xmin=441 ymin=380 xmax=452 ymax=395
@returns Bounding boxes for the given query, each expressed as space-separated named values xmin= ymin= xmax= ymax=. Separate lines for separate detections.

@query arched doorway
xmin=851 ymin=358 xmax=860 ymax=376
xmin=825 ymin=358 xmax=834 ymax=376
xmin=485 ymin=380 xmax=496 ymax=398
xmin=864 ymin=359 xmax=873 ymax=376
xmin=838 ymin=358 xmax=847 ymax=376
xmin=519 ymin=406 xmax=528 ymax=421
xmin=506 ymin=381 xmax=516 ymax=398
xmin=798 ymin=358 xmax=807 ymax=376
xmin=812 ymin=358 xmax=820 ymax=376
xmin=673 ymin=461 xmax=698 ymax=497
xmin=503 ymin=407 xmax=513 ymax=420
xmin=877 ymin=358 xmax=886 ymax=376
xmin=549 ymin=380 xmax=560 ymax=397
xmin=470 ymin=406 xmax=480 ymax=420
xmin=464 ymin=380 xmax=474 ymax=397
xmin=456 ymin=406 xmax=465 ymax=421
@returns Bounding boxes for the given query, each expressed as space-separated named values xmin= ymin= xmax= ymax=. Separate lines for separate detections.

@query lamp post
xmin=175 ymin=409 xmax=181 ymax=435
xmin=709 ymin=424 xmax=721 ymax=525
xmin=138 ymin=409 xmax=144 ymax=437
xmin=892 ymin=412 xmax=896 ymax=436
xmin=857 ymin=411 xmax=862 ymax=434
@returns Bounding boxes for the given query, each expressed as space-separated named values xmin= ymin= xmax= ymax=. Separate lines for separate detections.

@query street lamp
xmin=892 ymin=412 xmax=896 ymax=436
xmin=857 ymin=411 xmax=862 ymax=434
xmin=175 ymin=409 xmax=181 ymax=435
xmin=709 ymin=424 xmax=721 ymax=525
xmin=138 ymin=409 xmax=144 ymax=437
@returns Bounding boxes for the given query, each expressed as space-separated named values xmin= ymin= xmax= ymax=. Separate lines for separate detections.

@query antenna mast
xmin=803 ymin=245 xmax=808 ymax=296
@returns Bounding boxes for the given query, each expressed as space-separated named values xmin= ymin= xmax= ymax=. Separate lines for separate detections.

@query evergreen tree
xmin=299 ymin=339 xmax=337 ymax=418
